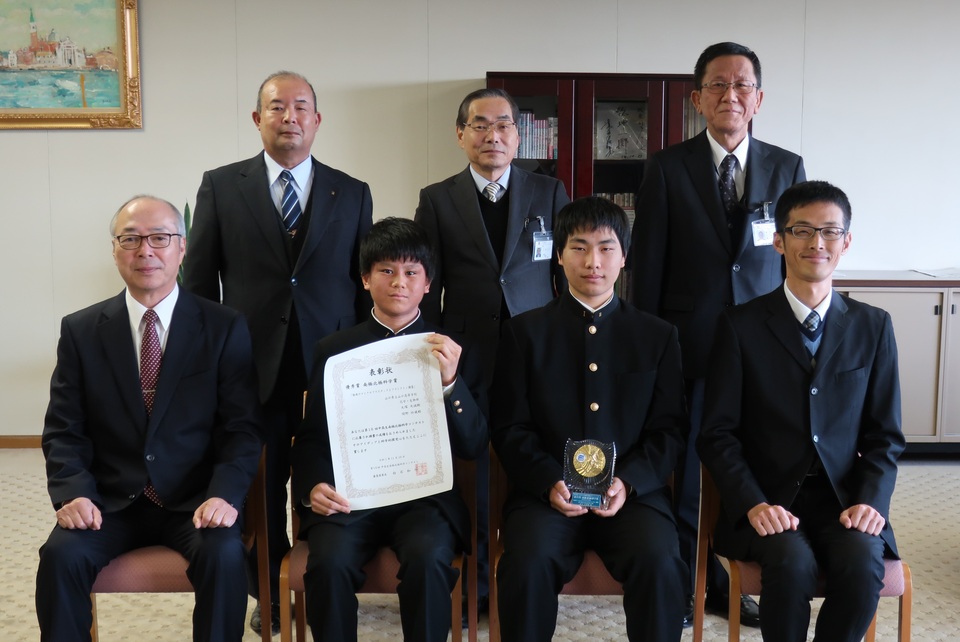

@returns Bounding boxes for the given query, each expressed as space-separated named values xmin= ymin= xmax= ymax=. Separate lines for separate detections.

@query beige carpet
xmin=5 ymin=448 xmax=954 ymax=641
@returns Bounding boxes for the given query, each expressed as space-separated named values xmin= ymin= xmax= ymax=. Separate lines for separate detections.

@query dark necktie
xmin=483 ymin=182 xmax=501 ymax=203
xmin=718 ymin=154 xmax=739 ymax=215
xmin=279 ymin=169 xmax=302 ymax=234
xmin=140 ymin=309 xmax=163 ymax=506
xmin=800 ymin=310 xmax=823 ymax=367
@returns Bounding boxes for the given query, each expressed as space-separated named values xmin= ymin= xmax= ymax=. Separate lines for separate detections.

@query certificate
xmin=323 ymin=333 xmax=453 ymax=510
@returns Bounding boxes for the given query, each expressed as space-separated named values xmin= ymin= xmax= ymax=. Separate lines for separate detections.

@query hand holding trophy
xmin=563 ymin=438 xmax=617 ymax=509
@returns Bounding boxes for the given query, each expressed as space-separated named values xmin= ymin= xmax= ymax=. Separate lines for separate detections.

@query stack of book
xmin=516 ymin=112 xmax=559 ymax=160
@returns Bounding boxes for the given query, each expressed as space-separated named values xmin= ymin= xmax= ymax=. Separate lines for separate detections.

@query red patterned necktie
xmin=140 ymin=309 xmax=163 ymax=506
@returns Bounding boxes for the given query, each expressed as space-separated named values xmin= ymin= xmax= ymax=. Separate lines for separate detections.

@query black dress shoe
xmin=682 ymin=595 xmax=694 ymax=628
xmin=250 ymin=601 xmax=281 ymax=636
xmin=703 ymin=592 xmax=761 ymax=628
xmin=738 ymin=594 xmax=760 ymax=627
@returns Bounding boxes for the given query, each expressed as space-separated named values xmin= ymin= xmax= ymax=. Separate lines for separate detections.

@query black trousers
xmin=743 ymin=475 xmax=886 ymax=642
xmin=248 ymin=322 xmax=307 ymax=607
xmin=36 ymin=496 xmax=248 ymax=642
xmin=497 ymin=498 xmax=686 ymax=642
xmin=303 ymin=500 xmax=460 ymax=642
xmin=675 ymin=377 xmax=730 ymax=597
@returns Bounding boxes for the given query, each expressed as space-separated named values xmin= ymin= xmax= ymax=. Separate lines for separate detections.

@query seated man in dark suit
xmin=36 ymin=196 xmax=263 ymax=642
xmin=491 ymin=197 xmax=688 ymax=642
xmin=290 ymin=217 xmax=487 ymax=642
xmin=698 ymin=181 xmax=905 ymax=642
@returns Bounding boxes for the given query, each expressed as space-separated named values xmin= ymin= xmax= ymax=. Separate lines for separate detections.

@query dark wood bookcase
xmin=486 ymin=72 xmax=703 ymax=203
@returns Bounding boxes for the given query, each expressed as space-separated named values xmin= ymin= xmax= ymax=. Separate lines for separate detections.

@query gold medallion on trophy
xmin=572 ymin=443 xmax=606 ymax=478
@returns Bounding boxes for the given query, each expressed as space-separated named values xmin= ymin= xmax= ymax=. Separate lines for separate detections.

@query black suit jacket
xmin=415 ymin=165 xmax=570 ymax=383
xmin=183 ymin=152 xmax=373 ymax=400
xmin=697 ymin=288 xmax=904 ymax=559
xmin=290 ymin=314 xmax=488 ymax=549
xmin=629 ymin=131 xmax=805 ymax=378
xmin=491 ymin=293 xmax=688 ymax=519
xmin=42 ymin=289 xmax=263 ymax=513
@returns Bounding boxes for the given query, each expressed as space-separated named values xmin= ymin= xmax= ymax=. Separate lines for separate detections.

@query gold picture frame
xmin=0 ymin=0 xmax=141 ymax=129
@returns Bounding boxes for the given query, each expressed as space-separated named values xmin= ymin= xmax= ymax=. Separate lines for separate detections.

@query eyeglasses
xmin=782 ymin=226 xmax=847 ymax=241
xmin=700 ymin=81 xmax=759 ymax=95
xmin=461 ymin=120 xmax=517 ymax=134
xmin=114 ymin=233 xmax=182 ymax=250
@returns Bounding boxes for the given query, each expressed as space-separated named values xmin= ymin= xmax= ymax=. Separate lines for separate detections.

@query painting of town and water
xmin=0 ymin=1 xmax=141 ymax=129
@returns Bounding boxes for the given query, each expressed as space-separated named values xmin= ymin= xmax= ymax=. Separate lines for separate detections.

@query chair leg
xmin=295 ymin=592 xmax=307 ymax=642
xmin=279 ymin=563 xmax=292 ymax=642
xmin=900 ymin=562 xmax=912 ymax=642
xmin=90 ymin=594 xmax=99 ymax=642
xmin=727 ymin=563 xmax=742 ymax=642
xmin=865 ymin=608 xmax=878 ymax=642
xmin=488 ymin=557 xmax=500 ymax=642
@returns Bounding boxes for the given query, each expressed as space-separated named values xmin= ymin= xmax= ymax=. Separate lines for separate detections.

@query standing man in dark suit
xmin=492 ymin=197 xmax=688 ymax=642
xmin=698 ymin=180 xmax=904 ymax=641
xmin=415 ymin=88 xmax=570 ymax=613
xmin=37 ymin=196 xmax=262 ymax=642
xmin=182 ymin=70 xmax=373 ymax=635
xmin=629 ymin=42 xmax=806 ymax=625
xmin=415 ymin=87 xmax=570 ymax=387
xmin=291 ymin=217 xmax=487 ymax=641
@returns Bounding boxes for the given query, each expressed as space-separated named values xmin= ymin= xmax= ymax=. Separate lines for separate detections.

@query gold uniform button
xmin=456 ymin=408 xmax=463 ymax=414
xmin=588 ymin=325 xmax=597 ymax=334
xmin=588 ymin=363 xmax=598 ymax=372
xmin=453 ymin=400 xmax=461 ymax=407
xmin=589 ymin=402 xmax=599 ymax=412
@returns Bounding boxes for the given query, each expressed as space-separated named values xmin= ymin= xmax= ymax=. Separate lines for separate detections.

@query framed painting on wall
xmin=0 ymin=0 xmax=140 ymax=129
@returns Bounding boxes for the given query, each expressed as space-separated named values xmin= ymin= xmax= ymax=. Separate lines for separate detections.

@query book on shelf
xmin=517 ymin=110 xmax=559 ymax=160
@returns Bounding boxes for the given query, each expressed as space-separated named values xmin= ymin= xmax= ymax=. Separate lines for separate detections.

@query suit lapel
xmin=97 ymin=293 xmax=147 ymax=425
xmin=743 ymin=137 xmax=771 ymax=209
xmin=450 ymin=168 xmax=499 ymax=271
xmin=684 ymin=132 xmax=732 ymax=254
xmin=765 ymin=290 xmax=815 ymax=372
xmin=147 ymin=292 xmax=202 ymax=435
xmin=501 ymin=166 xmax=530 ymax=271
xmin=296 ymin=158 xmax=337 ymax=271
xmin=237 ymin=152 xmax=290 ymax=269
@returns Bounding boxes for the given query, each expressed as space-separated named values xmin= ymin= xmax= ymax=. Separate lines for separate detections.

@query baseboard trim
xmin=0 ymin=436 xmax=41 ymax=448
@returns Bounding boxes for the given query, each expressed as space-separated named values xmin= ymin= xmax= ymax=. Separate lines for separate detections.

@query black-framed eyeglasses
xmin=461 ymin=119 xmax=517 ymax=134
xmin=700 ymin=81 xmax=759 ymax=95
xmin=782 ymin=226 xmax=847 ymax=241
xmin=114 ymin=233 xmax=182 ymax=250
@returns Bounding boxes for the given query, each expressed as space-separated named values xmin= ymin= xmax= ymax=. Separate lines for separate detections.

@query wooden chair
xmin=693 ymin=464 xmax=912 ymax=642
xmin=278 ymin=454 xmax=478 ymax=642
xmin=89 ymin=447 xmax=272 ymax=642
xmin=488 ymin=447 xmax=626 ymax=642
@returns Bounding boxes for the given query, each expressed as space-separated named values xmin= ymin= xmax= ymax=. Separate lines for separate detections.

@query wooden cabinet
xmin=836 ymin=271 xmax=960 ymax=446
xmin=486 ymin=72 xmax=702 ymax=201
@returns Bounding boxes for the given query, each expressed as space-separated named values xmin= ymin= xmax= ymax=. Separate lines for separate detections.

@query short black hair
xmin=694 ymin=42 xmax=762 ymax=90
xmin=554 ymin=196 xmax=631 ymax=257
xmin=456 ymin=88 xmax=519 ymax=128
xmin=775 ymin=180 xmax=852 ymax=232
xmin=359 ymin=217 xmax=436 ymax=281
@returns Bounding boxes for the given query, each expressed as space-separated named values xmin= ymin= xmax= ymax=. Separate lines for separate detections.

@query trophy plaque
xmin=563 ymin=438 xmax=617 ymax=509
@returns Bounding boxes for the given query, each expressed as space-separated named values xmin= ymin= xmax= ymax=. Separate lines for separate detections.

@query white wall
xmin=2 ymin=0 xmax=957 ymax=435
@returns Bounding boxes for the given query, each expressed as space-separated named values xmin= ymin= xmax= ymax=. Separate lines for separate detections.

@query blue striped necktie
xmin=279 ymin=169 xmax=302 ymax=233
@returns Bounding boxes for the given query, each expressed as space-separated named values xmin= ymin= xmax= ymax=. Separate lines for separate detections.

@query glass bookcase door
xmin=485 ymin=74 xmax=574 ymax=198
